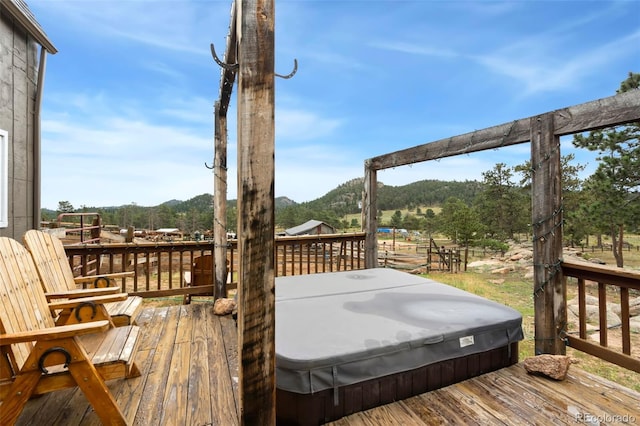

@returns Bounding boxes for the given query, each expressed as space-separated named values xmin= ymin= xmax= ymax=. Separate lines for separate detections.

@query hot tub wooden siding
xmin=277 ymin=343 xmax=518 ymax=425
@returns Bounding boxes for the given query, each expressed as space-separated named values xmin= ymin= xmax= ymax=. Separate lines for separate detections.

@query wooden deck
xmin=16 ymin=303 xmax=239 ymax=426
xmin=328 ymin=364 xmax=640 ymax=425
xmin=14 ymin=303 xmax=639 ymax=425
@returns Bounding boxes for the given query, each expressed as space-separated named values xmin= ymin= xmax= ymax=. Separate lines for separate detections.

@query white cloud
xmin=39 ymin=89 xmax=349 ymax=207
xmin=35 ymin=0 xmax=229 ymax=55
xmin=473 ymin=28 xmax=640 ymax=96
xmin=276 ymin=109 xmax=343 ymax=142
xmin=370 ymin=41 xmax=458 ymax=59
xmin=40 ymin=107 xmax=215 ymax=209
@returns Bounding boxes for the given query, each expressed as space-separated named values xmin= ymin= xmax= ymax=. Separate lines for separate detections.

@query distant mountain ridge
xmin=300 ymin=178 xmax=482 ymax=216
xmin=43 ymin=178 xmax=481 ymax=215
xmin=41 ymin=178 xmax=483 ymax=231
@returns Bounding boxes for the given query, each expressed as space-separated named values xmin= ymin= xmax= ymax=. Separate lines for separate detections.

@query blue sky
xmin=28 ymin=0 xmax=640 ymax=210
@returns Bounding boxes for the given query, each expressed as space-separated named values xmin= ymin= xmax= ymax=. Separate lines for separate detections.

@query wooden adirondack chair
xmin=24 ymin=229 xmax=143 ymax=327
xmin=0 ymin=237 xmax=141 ymax=425
xmin=182 ymin=254 xmax=217 ymax=304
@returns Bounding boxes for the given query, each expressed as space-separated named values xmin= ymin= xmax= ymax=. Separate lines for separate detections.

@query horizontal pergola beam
xmin=367 ymin=90 xmax=640 ymax=171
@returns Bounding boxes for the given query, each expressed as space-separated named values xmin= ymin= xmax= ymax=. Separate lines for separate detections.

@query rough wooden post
xmin=531 ymin=113 xmax=566 ymax=355
xmin=213 ymin=101 xmax=228 ymax=299
xmin=91 ymin=216 xmax=101 ymax=242
xmin=363 ymin=161 xmax=378 ymax=268
xmin=213 ymin=1 xmax=238 ymax=300
xmin=125 ymin=226 xmax=134 ymax=243
xmin=236 ymin=0 xmax=276 ymax=423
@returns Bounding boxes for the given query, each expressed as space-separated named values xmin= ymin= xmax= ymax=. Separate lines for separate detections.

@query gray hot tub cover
xmin=275 ymin=268 xmax=523 ymax=394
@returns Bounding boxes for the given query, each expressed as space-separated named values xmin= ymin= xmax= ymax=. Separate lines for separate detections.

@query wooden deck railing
xmin=63 ymin=233 xmax=366 ymax=298
xmin=561 ymin=258 xmax=640 ymax=373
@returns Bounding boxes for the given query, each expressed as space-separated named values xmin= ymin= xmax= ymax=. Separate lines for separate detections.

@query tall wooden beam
xmin=236 ymin=0 xmax=276 ymax=423
xmin=363 ymin=161 xmax=378 ymax=268
xmin=213 ymin=101 xmax=228 ymax=299
xmin=531 ymin=113 xmax=566 ymax=355
xmin=213 ymin=1 xmax=237 ymax=299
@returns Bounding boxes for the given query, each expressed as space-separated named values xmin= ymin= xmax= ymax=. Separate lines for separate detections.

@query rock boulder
xmin=523 ymin=355 xmax=573 ymax=380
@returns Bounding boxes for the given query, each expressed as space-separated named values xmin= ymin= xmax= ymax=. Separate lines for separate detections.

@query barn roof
xmin=2 ymin=0 xmax=57 ymax=53
xmin=285 ymin=220 xmax=336 ymax=236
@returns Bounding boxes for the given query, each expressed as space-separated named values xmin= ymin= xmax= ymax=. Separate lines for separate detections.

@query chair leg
xmin=0 ymin=370 xmax=41 ymax=425
xmin=127 ymin=361 xmax=142 ymax=379
xmin=69 ymin=359 xmax=127 ymax=426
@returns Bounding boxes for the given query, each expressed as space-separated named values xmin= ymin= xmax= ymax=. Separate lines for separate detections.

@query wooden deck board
xmin=14 ymin=303 xmax=639 ymax=425
xmin=330 ymin=363 xmax=640 ymax=425
xmin=186 ymin=304 xmax=213 ymax=426
xmin=133 ymin=305 xmax=180 ymax=425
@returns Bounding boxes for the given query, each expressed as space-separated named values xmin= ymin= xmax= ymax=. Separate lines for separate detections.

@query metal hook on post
xmin=275 ymin=58 xmax=298 ymax=79
xmin=205 ymin=161 xmax=214 ymax=170
xmin=210 ymin=43 xmax=238 ymax=71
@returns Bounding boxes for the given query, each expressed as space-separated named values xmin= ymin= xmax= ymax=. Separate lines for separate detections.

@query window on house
xmin=0 ymin=129 xmax=7 ymax=228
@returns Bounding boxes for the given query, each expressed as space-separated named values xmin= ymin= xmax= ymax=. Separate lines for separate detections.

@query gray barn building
xmin=284 ymin=220 xmax=337 ymax=236
xmin=0 ymin=0 xmax=56 ymax=239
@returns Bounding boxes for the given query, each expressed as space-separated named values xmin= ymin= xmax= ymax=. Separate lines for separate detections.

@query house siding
xmin=0 ymin=9 xmax=38 ymax=239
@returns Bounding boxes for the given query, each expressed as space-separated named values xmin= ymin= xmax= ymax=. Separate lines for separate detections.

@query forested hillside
xmin=42 ymin=178 xmax=484 ymax=233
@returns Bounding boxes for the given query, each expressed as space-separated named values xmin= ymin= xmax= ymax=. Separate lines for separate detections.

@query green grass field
xmin=343 ymin=206 xmax=442 ymax=228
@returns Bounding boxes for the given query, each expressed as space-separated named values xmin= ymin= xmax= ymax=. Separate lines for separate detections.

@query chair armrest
xmin=44 ymin=286 xmax=121 ymax=300
xmin=0 ymin=320 xmax=110 ymax=345
xmin=75 ymin=272 xmax=134 ymax=288
xmin=48 ymin=293 xmax=129 ymax=311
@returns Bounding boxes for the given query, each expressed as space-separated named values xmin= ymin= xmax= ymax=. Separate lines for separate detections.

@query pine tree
xmin=572 ymin=72 xmax=640 ymax=266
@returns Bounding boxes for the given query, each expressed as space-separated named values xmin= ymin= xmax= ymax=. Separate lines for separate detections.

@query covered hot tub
xmin=275 ymin=268 xmax=523 ymax=425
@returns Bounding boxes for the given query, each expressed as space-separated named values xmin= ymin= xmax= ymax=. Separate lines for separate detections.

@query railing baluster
xmin=283 ymin=243 xmax=288 ymax=277
xmin=620 ymin=287 xmax=630 ymax=355
xmin=598 ymin=282 xmax=608 ymax=347
xmin=313 ymin=241 xmax=318 ymax=274
xmin=167 ymin=251 xmax=173 ymax=289
xmin=329 ymin=242 xmax=334 ymax=272
xmin=179 ymin=251 xmax=185 ymax=289
xmin=322 ymin=242 xmax=327 ymax=272
xmin=578 ymin=278 xmax=586 ymax=339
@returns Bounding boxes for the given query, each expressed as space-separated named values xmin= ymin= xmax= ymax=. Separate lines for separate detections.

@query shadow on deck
xmin=16 ymin=303 xmax=639 ymax=425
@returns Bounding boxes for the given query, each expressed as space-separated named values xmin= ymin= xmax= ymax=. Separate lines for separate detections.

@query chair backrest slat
xmin=0 ymin=237 xmax=57 ymax=368
xmin=24 ymin=230 xmax=76 ymax=294
xmin=192 ymin=254 xmax=214 ymax=286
